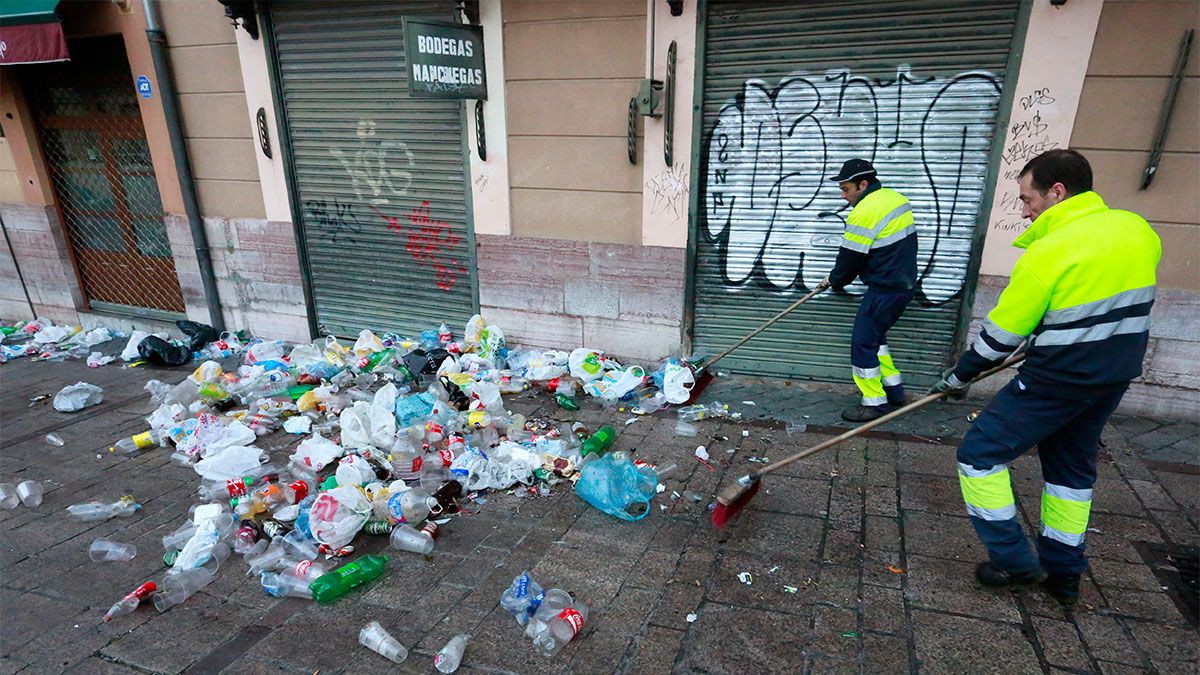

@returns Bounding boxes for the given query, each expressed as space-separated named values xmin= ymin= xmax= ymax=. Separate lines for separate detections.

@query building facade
xmin=1 ymin=0 xmax=1196 ymax=416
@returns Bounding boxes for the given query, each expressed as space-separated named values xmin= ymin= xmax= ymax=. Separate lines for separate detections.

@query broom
xmin=711 ymin=353 xmax=1026 ymax=528
xmin=683 ymin=280 xmax=830 ymax=405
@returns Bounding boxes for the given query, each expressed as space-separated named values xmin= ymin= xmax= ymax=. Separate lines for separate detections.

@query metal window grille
xmin=25 ymin=36 xmax=185 ymax=316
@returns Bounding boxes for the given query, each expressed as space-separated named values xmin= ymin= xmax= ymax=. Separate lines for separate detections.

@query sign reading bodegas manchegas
xmin=402 ymin=18 xmax=487 ymax=100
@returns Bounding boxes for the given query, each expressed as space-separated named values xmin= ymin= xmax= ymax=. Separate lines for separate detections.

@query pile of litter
xmin=2 ymin=313 xmax=745 ymax=667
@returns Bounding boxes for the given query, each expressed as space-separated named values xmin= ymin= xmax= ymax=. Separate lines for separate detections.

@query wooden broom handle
xmin=749 ymin=353 xmax=1027 ymax=480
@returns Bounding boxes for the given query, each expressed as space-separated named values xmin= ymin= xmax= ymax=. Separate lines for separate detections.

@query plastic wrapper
xmin=192 ymin=445 xmax=266 ymax=481
xmin=290 ymin=433 xmax=344 ymax=473
xmin=53 ymin=382 xmax=104 ymax=412
xmin=449 ymin=442 xmax=541 ymax=492
xmin=568 ymin=348 xmax=611 ymax=383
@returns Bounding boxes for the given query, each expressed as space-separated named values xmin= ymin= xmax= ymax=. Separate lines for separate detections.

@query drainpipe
xmin=142 ymin=0 xmax=225 ymax=332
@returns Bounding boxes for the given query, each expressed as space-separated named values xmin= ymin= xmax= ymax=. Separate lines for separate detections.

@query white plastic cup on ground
xmin=359 ymin=621 xmax=408 ymax=663
xmin=0 ymin=484 xmax=18 ymax=510
xmin=16 ymin=481 xmax=43 ymax=507
xmin=89 ymin=538 xmax=137 ymax=562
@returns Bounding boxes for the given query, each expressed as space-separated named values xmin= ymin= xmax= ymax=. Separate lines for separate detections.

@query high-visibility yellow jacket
xmin=952 ymin=191 xmax=1161 ymax=391
xmin=828 ymin=184 xmax=918 ymax=292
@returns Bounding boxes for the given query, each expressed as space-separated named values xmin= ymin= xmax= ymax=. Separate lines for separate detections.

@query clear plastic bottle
xmin=533 ymin=601 xmax=589 ymax=657
xmin=259 ymin=571 xmax=313 ymax=598
xmin=676 ymin=402 xmax=727 ymax=422
xmin=112 ymin=429 xmax=167 ymax=456
xmin=500 ymin=571 xmax=544 ymax=626
xmin=67 ymin=497 xmax=140 ymax=522
xmin=434 ymin=634 xmax=469 ymax=673
xmin=524 ymin=588 xmax=573 ymax=639
xmin=360 ymin=621 xmax=408 ymax=664
xmin=104 ymin=581 xmax=156 ymax=622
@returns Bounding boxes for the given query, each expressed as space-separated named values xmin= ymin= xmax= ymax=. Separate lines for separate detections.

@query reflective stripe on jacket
xmin=829 ymin=185 xmax=918 ymax=292
xmin=953 ymin=191 xmax=1162 ymax=391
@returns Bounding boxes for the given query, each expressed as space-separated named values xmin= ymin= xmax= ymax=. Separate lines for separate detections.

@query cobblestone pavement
xmin=0 ymin=352 xmax=1196 ymax=674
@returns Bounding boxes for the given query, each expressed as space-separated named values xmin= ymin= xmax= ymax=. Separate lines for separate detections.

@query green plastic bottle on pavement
xmin=555 ymin=393 xmax=579 ymax=411
xmin=309 ymin=554 xmax=388 ymax=604
xmin=581 ymin=425 xmax=616 ymax=458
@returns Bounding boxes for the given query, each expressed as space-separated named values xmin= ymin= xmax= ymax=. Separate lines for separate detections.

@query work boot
xmin=975 ymin=562 xmax=1048 ymax=588
xmin=1041 ymin=573 xmax=1081 ymax=605
xmin=841 ymin=404 xmax=890 ymax=423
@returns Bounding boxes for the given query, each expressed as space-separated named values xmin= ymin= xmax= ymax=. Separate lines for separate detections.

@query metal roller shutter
xmin=691 ymin=0 xmax=1022 ymax=386
xmin=268 ymin=0 xmax=478 ymax=338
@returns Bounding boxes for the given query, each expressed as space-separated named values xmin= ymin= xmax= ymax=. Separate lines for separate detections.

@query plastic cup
xmin=89 ymin=538 xmax=137 ymax=562
xmin=389 ymin=524 xmax=434 ymax=555
xmin=0 ymin=484 xmax=19 ymax=510
xmin=359 ymin=621 xmax=408 ymax=663
xmin=16 ymin=481 xmax=43 ymax=507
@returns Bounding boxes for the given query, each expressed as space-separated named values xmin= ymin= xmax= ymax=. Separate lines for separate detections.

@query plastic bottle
xmin=555 ymin=393 xmax=579 ymax=411
xmin=154 ymin=566 xmax=216 ymax=612
xmin=67 ymin=498 xmax=140 ymax=522
xmin=389 ymin=524 xmax=434 ymax=555
xmin=0 ymin=484 xmax=18 ymax=510
xmin=500 ymin=571 xmax=545 ymax=626
xmin=282 ymin=557 xmax=329 ymax=583
xmin=434 ymin=634 xmax=469 ymax=673
xmin=104 ymin=581 xmax=157 ymax=622
xmin=438 ymin=323 xmax=452 ymax=345
xmin=233 ymin=520 xmax=262 ymax=554
xmin=112 ymin=429 xmax=167 ymax=456
xmin=308 ymin=554 xmax=388 ymax=604
xmin=16 ymin=480 xmax=43 ymax=507
xmin=89 ymin=538 xmax=137 ymax=562
xmin=197 ymin=464 xmax=280 ymax=502
xmin=524 ymin=588 xmax=573 ymax=639
xmin=677 ymin=401 xmax=728 ymax=422
xmin=259 ymin=571 xmax=313 ymax=599
xmin=533 ymin=601 xmax=589 ymax=657
xmin=360 ymin=621 xmax=408 ymax=664
xmin=580 ymin=426 xmax=616 ymax=459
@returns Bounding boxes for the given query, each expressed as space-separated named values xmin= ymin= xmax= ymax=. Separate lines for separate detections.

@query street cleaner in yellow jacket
xmin=929 ymin=149 xmax=1161 ymax=604
xmin=824 ymin=159 xmax=918 ymax=423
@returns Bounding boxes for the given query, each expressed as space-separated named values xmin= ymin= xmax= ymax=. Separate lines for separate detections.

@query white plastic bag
xmin=662 ymin=362 xmax=696 ymax=404
xmin=372 ymin=382 xmax=398 ymax=412
xmin=121 ymin=331 xmax=166 ymax=361
xmin=449 ymin=442 xmax=540 ymax=491
xmin=287 ymin=342 xmax=324 ymax=370
xmin=309 ymin=485 xmax=372 ymax=549
xmin=146 ymin=402 xmax=185 ymax=432
xmin=464 ymin=314 xmax=486 ymax=348
xmin=335 ymin=454 xmax=375 ymax=487
xmin=66 ymin=326 xmax=112 ymax=348
xmin=340 ymin=401 xmax=396 ymax=450
xmin=568 ymin=348 xmax=610 ymax=383
xmin=479 ymin=324 xmax=505 ymax=360
xmin=52 ymin=382 xmax=104 ymax=412
xmin=283 ymin=416 xmax=312 ymax=435
xmin=188 ymin=360 xmax=223 ymax=384
xmin=193 ymin=445 xmax=266 ymax=481
xmin=86 ymin=351 xmax=115 ymax=368
xmin=32 ymin=324 xmax=73 ymax=345
xmin=352 ymin=329 xmax=384 ymax=357
xmin=584 ymin=366 xmax=646 ymax=401
xmin=244 ymin=340 xmax=286 ymax=365
xmin=290 ymin=433 xmax=344 ymax=473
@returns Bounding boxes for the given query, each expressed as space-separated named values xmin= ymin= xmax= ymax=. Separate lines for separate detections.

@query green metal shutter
xmin=691 ymin=0 xmax=1021 ymax=386
xmin=269 ymin=0 xmax=478 ymax=338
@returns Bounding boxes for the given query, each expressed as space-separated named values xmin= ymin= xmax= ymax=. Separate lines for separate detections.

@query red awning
xmin=0 ymin=0 xmax=69 ymax=66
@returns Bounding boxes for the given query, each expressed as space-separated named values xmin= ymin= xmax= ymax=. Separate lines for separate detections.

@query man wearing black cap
xmin=824 ymin=159 xmax=918 ymax=422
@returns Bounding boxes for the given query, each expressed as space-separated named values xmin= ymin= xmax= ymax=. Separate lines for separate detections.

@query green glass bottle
xmin=309 ymin=554 xmax=388 ymax=604
xmin=580 ymin=425 xmax=616 ymax=458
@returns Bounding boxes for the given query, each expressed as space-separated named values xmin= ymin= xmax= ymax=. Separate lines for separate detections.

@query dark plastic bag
xmin=401 ymin=348 xmax=450 ymax=385
xmin=137 ymin=335 xmax=192 ymax=367
xmin=175 ymin=320 xmax=219 ymax=352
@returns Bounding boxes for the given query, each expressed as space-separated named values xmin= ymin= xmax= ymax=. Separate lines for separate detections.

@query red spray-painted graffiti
xmin=370 ymin=202 xmax=466 ymax=291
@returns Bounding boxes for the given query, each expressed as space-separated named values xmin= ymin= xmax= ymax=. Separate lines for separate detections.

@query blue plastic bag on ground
xmin=575 ymin=454 xmax=658 ymax=521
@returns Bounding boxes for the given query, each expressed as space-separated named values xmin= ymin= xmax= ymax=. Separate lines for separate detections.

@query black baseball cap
xmin=828 ymin=159 xmax=876 ymax=183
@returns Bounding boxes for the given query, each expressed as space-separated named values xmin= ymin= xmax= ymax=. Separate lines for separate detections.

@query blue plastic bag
xmin=575 ymin=454 xmax=658 ymax=521
xmin=394 ymin=392 xmax=436 ymax=427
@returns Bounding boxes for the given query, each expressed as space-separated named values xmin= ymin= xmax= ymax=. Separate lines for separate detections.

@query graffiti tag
xmin=328 ymin=120 xmax=416 ymax=205
xmin=371 ymin=202 xmax=466 ymax=291
xmin=703 ymin=65 xmax=1003 ymax=303
xmin=305 ymin=197 xmax=359 ymax=247
xmin=646 ymin=163 xmax=690 ymax=222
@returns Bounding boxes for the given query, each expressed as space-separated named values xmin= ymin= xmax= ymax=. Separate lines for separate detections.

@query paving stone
xmin=1105 ymin=588 xmax=1189 ymax=623
xmin=675 ymin=603 xmax=808 ymax=673
xmin=865 ymin=515 xmax=902 ymax=553
xmin=862 ymin=633 xmax=911 ymax=674
xmin=1075 ymin=614 xmax=1144 ymax=666
xmin=806 ymin=605 xmax=861 ymax=663
xmin=902 ymin=510 xmax=986 ymax=562
xmin=904 ymin=554 xmax=1021 ymax=623
xmin=910 ymin=609 xmax=1040 ymax=674
xmin=623 ymin=624 xmax=685 ymax=675
xmin=861 ymin=584 xmax=906 ymax=634
xmin=1030 ymin=616 xmax=1092 ymax=671
xmin=1124 ymin=620 xmax=1198 ymax=666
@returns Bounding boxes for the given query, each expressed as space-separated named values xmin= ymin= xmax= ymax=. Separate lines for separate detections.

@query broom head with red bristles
xmin=710 ymin=473 xmax=762 ymax=528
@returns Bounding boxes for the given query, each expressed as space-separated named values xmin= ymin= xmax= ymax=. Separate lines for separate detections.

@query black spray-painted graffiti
xmin=646 ymin=163 xmax=690 ymax=222
xmin=305 ymin=197 xmax=359 ymax=247
xmin=991 ymin=86 xmax=1059 ymax=234
xmin=704 ymin=65 xmax=1002 ymax=304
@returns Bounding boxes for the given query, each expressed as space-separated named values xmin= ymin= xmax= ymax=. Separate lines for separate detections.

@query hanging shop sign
xmin=402 ymin=18 xmax=486 ymax=100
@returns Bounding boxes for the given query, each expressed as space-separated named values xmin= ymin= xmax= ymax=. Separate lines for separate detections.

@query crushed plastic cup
xmin=0 ymin=484 xmax=18 ymax=510
xmin=389 ymin=524 xmax=434 ymax=555
xmin=16 ymin=480 xmax=43 ymax=507
xmin=434 ymin=634 xmax=470 ymax=673
xmin=674 ymin=420 xmax=697 ymax=437
xmin=89 ymin=538 xmax=137 ymax=562
xmin=360 ymin=620 xmax=408 ymax=664
xmin=45 ymin=433 xmax=65 ymax=446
